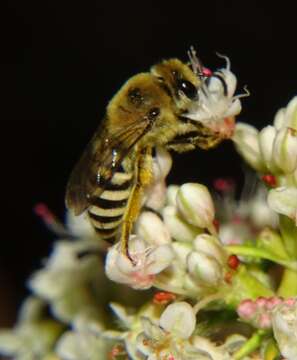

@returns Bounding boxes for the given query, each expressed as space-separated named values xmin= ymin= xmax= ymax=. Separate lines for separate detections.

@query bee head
xmin=151 ymin=59 xmax=201 ymax=108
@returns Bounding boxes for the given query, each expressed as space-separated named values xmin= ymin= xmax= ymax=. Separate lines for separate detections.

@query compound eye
xmin=148 ymin=107 xmax=160 ymax=120
xmin=177 ymin=79 xmax=197 ymax=99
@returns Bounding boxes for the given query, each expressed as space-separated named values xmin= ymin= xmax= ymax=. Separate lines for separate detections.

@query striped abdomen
xmin=87 ymin=171 xmax=132 ymax=241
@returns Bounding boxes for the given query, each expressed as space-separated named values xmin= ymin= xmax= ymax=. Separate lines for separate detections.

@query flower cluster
xmin=237 ymin=296 xmax=296 ymax=329
xmin=1 ymin=95 xmax=297 ymax=360
xmin=233 ymin=97 xmax=297 ymax=224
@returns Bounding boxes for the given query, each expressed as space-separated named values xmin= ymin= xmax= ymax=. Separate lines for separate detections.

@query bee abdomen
xmin=88 ymin=171 xmax=132 ymax=241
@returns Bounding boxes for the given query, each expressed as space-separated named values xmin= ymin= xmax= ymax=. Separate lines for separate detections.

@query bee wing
xmin=66 ymin=116 xmax=153 ymax=215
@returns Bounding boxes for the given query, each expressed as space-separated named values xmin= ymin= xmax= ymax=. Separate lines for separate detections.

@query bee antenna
xmin=215 ymin=52 xmax=231 ymax=71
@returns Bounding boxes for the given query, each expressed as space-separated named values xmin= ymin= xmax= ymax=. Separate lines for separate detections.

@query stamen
xmin=233 ymin=85 xmax=250 ymax=100
xmin=33 ymin=202 xmax=69 ymax=236
xmin=216 ymin=52 xmax=231 ymax=70
xmin=188 ymin=45 xmax=204 ymax=77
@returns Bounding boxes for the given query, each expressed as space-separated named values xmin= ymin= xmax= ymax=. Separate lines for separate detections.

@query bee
xmin=66 ymin=48 xmax=243 ymax=260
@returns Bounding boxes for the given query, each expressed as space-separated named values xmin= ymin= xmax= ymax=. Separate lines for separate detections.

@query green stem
xmin=277 ymin=268 xmax=297 ymax=297
xmin=226 ymin=245 xmax=297 ymax=271
xmin=233 ymin=330 xmax=267 ymax=360
xmin=279 ymin=215 xmax=297 ymax=259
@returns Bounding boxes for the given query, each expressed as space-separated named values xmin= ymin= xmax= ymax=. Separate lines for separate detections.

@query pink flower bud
xmin=258 ymin=313 xmax=272 ymax=329
xmin=237 ymin=299 xmax=257 ymax=320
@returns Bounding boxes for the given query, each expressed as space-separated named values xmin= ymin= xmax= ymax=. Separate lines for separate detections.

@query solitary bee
xmin=66 ymin=48 xmax=243 ymax=260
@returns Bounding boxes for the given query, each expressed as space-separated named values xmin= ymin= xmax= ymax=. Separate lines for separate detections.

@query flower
xmin=55 ymin=310 xmax=110 ymax=360
xmin=237 ymin=296 xmax=295 ymax=330
xmin=272 ymin=297 xmax=297 ymax=360
xmin=136 ymin=302 xmax=241 ymax=360
xmin=28 ymin=239 xmax=103 ymax=323
xmin=0 ymin=297 xmax=63 ymax=360
xmin=185 ymin=55 xmax=242 ymax=139
xmin=105 ymin=236 xmax=174 ymax=289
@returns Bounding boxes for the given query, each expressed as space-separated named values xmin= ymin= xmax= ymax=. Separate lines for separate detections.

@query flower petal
xmin=159 ymin=302 xmax=196 ymax=339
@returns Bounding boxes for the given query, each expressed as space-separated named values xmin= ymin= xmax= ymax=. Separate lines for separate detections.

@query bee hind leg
xmin=120 ymin=148 xmax=153 ymax=263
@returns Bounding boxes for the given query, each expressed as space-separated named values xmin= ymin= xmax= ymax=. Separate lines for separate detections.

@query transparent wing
xmin=65 ymin=116 xmax=153 ymax=215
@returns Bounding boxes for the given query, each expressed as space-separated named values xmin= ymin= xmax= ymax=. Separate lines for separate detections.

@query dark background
xmin=1 ymin=0 xmax=296 ymax=325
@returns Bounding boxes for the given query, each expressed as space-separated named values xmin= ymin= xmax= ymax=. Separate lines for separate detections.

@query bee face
xmin=151 ymin=59 xmax=201 ymax=110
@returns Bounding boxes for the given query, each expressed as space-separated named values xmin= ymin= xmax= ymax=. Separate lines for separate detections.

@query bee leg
xmin=191 ymin=134 xmax=223 ymax=150
xmin=167 ymin=134 xmax=223 ymax=152
xmin=121 ymin=147 xmax=153 ymax=263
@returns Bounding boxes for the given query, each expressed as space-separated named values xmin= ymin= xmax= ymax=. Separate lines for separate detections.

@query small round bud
xmin=187 ymin=251 xmax=222 ymax=286
xmin=233 ymin=123 xmax=266 ymax=172
xmin=176 ymin=183 xmax=215 ymax=233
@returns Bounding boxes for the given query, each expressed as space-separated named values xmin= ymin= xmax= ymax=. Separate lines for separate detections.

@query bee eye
xmin=148 ymin=107 xmax=160 ymax=119
xmin=177 ymin=79 xmax=197 ymax=100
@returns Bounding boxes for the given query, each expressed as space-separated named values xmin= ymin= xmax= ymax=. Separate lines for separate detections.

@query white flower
xmin=272 ymin=298 xmax=297 ymax=360
xmin=0 ymin=297 xmax=62 ymax=360
xmin=28 ymin=240 xmax=102 ymax=323
xmin=137 ymin=301 xmax=235 ymax=360
xmin=56 ymin=311 xmax=110 ymax=360
xmin=268 ymin=187 xmax=297 ymax=224
xmin=136 ymin=302 xmax=197 ymax=359
xmin=185 ymin=55 xmax=242 ymax=139
xmin=176 ymin=183 xmax=216 ymax=233
xmin=105 ymin=236 xmax=174 ymax=289
xmin=159 ymin=302 xmax=196 ymax=339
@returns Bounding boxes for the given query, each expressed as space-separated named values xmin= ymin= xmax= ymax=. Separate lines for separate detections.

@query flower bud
xmin=163 ymin=206 xmax=202 ymax=242
xmin=166 ymin=185 xmax=179 ymax=206
xmin=176 ymin=183 xmax=215 ymax=233
xmin=258 ymin=125 xmax=279 ymax=172
xmin=232 ymin=123 xmax=266 ymax=172
xmin=172 ymin=242 xmax=192 ymax=266
xmin=237 ymin=299 xmax=257 ymax=320
xmin=274 ymin=108 xmax=286 ymax=130
xmin=273 ymin=127 xmax=297 ymax=174
xmin=152 ymin=147 xmax=172 ymax=182
xmin=144 ymin=181 xmax=167 ymax=211
xmin=284 ymin=96 xmax=297 ymax=130
xmin=267 ymin=187 xmax=297 ymax=224
xmin=136 ymin=211 xmax=171 ymax=245
xmin=193 ymin=234 xmax=226 ymax=265
xmin=187 ymin=251 xmax=222 ymax=286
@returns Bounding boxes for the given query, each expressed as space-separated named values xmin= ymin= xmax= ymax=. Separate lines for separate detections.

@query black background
xmin=1 ymin=0 xmax=297 ymax=325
